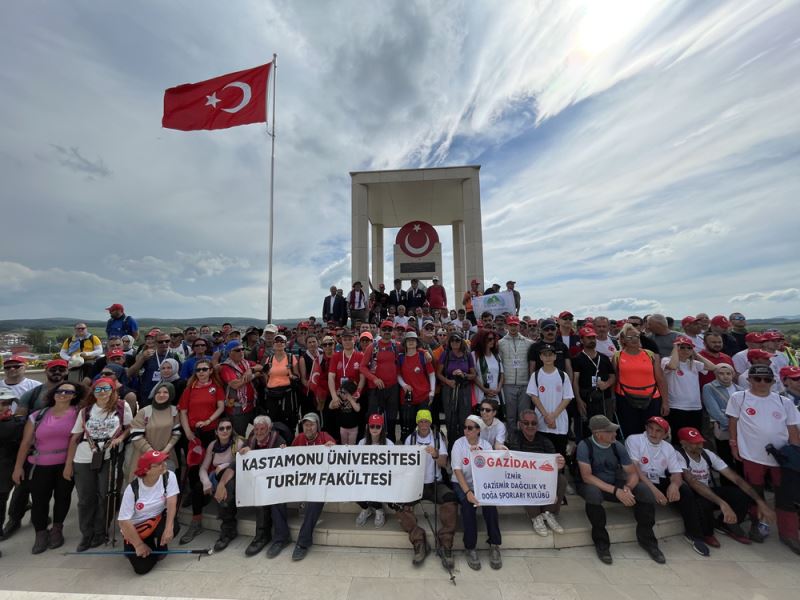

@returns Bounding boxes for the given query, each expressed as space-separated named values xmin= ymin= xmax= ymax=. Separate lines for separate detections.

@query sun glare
xmin=576 ymin=0 xmax=656 ymax=56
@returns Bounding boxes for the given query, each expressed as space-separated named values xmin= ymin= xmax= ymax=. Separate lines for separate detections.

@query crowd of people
xmin=0 ymin=292 xmax=799 ymax=574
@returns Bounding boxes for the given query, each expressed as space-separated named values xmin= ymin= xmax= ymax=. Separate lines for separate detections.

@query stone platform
xmin=181 ymin=497 xmax=684 ymax=549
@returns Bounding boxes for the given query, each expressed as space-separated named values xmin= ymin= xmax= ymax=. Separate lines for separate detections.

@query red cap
xmin=578 ymin=326 xmax=597 ymax=337
xmin=134 ymin=450 xmax=169 ymax=477
xmin=368 ymin=413 xmax=385 ymax=426
xmin=762 ymin=331 xmax=783 ymax=341
xmin=106 ymin=349 xmax=125 ymax=359
xmin=558 ymin=310 xmax=574 ymax=319
xmin=406 ymin=325 xmax=416 ymax=332
xmin=145 ymin=328 xmax=161 ymax=338
xmin=677 ymin=427 xmax=705 ymax=443
xmin=3 ymin=355 xmax=27 ymax=365
xmin=359 ymin=331 xmax=373 ymax=341
xmin=297 ymin=321 xmax=310 ymax=329
xmin=470 ymin=279 xmax=480 ymax=285
xmin=779 ymin=366 xmax=800 ymax=380
xmin=710 ymin=315 xmax=730 ymax=329
xmin=45 ymin=359 xmax=69 ymax=370
xmin=745 ymin=332 xmax=765 ymax=343
xmin=646 ymin=416 xmax=670 ymax=433
xmin=506 ymin=316 xmax=520 ymax=325
xmin=673 ymin=336 xmax=695 ymax=347
xmin=680 ymin=316 xmax=697 ymax=326
xmin=379 ymin=320 xmax=393 ymax=329
xmin=747 ymin=349 xmax=773 ymax=361
xmin=584 ymin=316 xmax=594 ymax=322
xmin=105 ymin=303 xmax=124 ymax=312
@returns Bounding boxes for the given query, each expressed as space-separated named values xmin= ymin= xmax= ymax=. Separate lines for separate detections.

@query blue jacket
xmin=702 ymin=380 xmax=742 ymax=432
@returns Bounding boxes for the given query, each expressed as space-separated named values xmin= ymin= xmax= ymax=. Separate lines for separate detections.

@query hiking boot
xmin=685 ymin=536 xmax=710 ymax=557
xmin=355 ymin=507 xmax=374 ymax=527
xmin=245 ymin=536 xmax=269 ymax=557
xmin=266 ymin=539 xmax=291 ymax=558
xmin=412 ymin=539 xmax=429 ymax=566
xmin=75 ymin=537 xmax=91 ymax=553
xmin=2 ymin=519 xmax=21 ymax=540
xmin=48 ymin=524 xmax=64 ymax=549
xmin=180 ymin=520 xmax=203 ymax=545
xmin=437 ymin=546 xmax=454 ymax=570
xmin=489 ymin=544 xmax=502 ymax=570
xmin=542 ymin=511 xmax=564 ymax=534
xmin=780 ymin=537 xmax=800 ymax=556
xmin=32 ymin=530 xmax=49 ymax=554
xmin=531 ymin=514 xmax=549 ymax=537
xmin=292 ymin=544 xmax=309 ymax=561
xmin=213 ymin=533 xmax=236 ymax=552
xmin=595 ymin=545 xmax=613 ymax=565
xmin=465 ymin=548 xmax=481 ymax=570
xmin=715 ymin=522 xmax=751 ymax=545
xmin=374 ymin=508 xmax=386 ymax=528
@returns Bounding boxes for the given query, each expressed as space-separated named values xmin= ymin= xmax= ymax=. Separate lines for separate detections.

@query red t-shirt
xmin=400 ymin=351 xmax=434 ymax=404
xmin=179 ymin=382 xmax=225 ymax=431
xmin=329 ymin=350 xmax=364 ymax=388
xmin=219 ymin=360 xmax=257 ymax=413
xmin=698 ymin=350 xmax=734 ymax=390
xmin=361 ymin=341 xmax=399 ymax=389
xmin=292 ymin=431 xmax=336 ymax=446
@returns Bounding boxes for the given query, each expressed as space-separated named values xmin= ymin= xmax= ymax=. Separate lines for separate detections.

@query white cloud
xmin=730 ymin=288 xmax=800 ymax=303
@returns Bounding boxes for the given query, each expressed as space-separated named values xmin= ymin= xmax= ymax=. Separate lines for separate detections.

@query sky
xmin=1 ymin=0 xmax=799 ymax=322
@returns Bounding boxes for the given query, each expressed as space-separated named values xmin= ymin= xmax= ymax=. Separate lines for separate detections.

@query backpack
xmin=131 ymin=471 xmax=169 ymax=503
xmin=398 ymin=350 xmax=427 ymax=369
xmin=107 ymin=315 xmax=134 ymax=336
xmin=533 ymin=368 xmax=566 ymax=393
xmin=66 ymin=335 xmax=101 ymax=353
xmin=678 ymin=447 xmax=718 ymax=488
xmin=575 ymin=438 xmax=622 ymax=483
xmin=410 ymin=427 xmax=450 ymax=483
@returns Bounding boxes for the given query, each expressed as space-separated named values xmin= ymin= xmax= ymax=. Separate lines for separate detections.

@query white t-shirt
xmin=405 ymin=430 xmax=448 ymax=484
xmin=595 ymin=338 xmax=618 ymax=359
xmin=357 ymin=438 xmax=394 ymax=446
xmin=625 ymin=433 xmax=684 ymax=483
xmin=70 ymin=402 xmax=134 ymax=463
xmin=687 ymin=335 xmax=705 ymax=352
xmin=480 ymin=419 xmax=507 ymax=448
xmin=732 ymin=350 xmax=750 ymax=375
xmin=526 ymin=369 xmax=574 ymax=435
xmin=661 ymin=358 xmax=706 ymax=410
xmin=726 ymin=390 xmax=800 ymax=466
xmin=472 ymin=352 xmax=504 ymax=405
xmin=118 ymin=470 xmax=179 ymax=525
xmin=679 ymin=449 xmax=728 ymax=487
xmin=1 ymin=378 xmax=41 ymax=413
xmin=393 ymin=316 xmax=410 ymax=327
xmin=450 ymin=436 xmax=492 ymax=488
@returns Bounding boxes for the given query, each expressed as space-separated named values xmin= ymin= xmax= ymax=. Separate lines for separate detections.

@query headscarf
xmin=150 ymin=381 xmax=175 ymax=410
xmin=148 ymin=358 xmax=180 ymax=400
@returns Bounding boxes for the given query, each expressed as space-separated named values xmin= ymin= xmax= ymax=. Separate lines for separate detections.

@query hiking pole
xmin=420 ymin=485 xmax=455 ymax=586
xmin=106 ymin=445 xmax=122 ymax=546
xmin=64 ymin=548 xmax=213 ymax=560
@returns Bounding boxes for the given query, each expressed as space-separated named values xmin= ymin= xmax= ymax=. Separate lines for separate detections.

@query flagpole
xmin=267 ymin=53 xmax=277 ymax=323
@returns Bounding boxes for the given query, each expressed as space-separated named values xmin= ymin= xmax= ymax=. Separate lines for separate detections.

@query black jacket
xmin=388 ymin=289 xmax=407 ymax=309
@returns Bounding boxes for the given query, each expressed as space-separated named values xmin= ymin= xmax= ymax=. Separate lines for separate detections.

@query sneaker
xmin=266 ymin=539 xmax=291 ymax=558
xmin=685 ymin=536 xmax=710 ymax=557
xmin=355 ymin=507 xmax=374 ymax=527
xmin=703 ymin=535 xmax=721 ymax=548
xmin=641 ymin=543 xmax=666 ymax=564
xmin=465 ymin=548 xmax=481 ymax=571
xmin=292 ymin=544 xmax=309 ymax=561
xmin=565 ymin=482 xmax=576 ymax=495
xmin=780 ymin=537 xmax=800 ymax=556
xmin=715 ymin=522 xmax=751 ymax=545
xmin=542 ymin=511 xmax=564 ymax=534
xmin=531 ymin=514 xmax=549 ymax=537
xmin=595 ymin=545 xmax=613 ymax=565
xmin=489 ymin=544 xmax=502 ymax=570
xmin=374 ymin=509 xmax=386 ymax=528
xmin=748 ymin=523 xmax=766 ymax=544
xmin=437 ymin=546 xmax=454 ymax=570
xmin=180 ymin=520 xmax=203 ymax=545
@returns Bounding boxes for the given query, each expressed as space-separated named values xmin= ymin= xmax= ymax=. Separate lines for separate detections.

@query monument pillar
xmin=462 ymin=174 xmax=484 ymax=288
xmin=452 ymin=219 xmax=466 ymax=308
xmin=351 ymin=182 xmax=369 ymax=287
xmin=371 ymin=223 xmax=384 ymax=287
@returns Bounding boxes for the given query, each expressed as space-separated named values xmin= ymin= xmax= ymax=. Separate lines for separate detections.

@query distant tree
xmin=26 ymin=329 xmax=48 ymax=353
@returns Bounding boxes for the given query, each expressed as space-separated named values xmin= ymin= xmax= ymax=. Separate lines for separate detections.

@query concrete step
xmin=179 ymin=497 xmax=684 ymax=550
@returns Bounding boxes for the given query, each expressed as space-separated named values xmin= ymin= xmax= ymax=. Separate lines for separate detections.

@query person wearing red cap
xmin=426 ymin=276 xmax=447 ymax=312
xmin=676 ymin=427 xmax=774 ymax=546
xmin=105 ymin=304 xmax=139 ymax=341
xmin=709 ymin=315 xmax=740 ymax=357
xmin=118 ymin=449 xmax=178 ymax=574
xmin=353 ymin=413 xmax=394 ymax=528
xmin=726 ymin=365 xmax=800 ymax=552
xmin=2 ymin=356 xmax=41 ymax=410
xmin=698 ymin=332 xmax=735 ymax=390
xmin=67 ymin=376 xmax=132 ymax=551
xmin=662 ymin=336 xmax=721 ymax=434
xmin=680 ymin=316 xmax=705 ymax=351
xmin=14 ymin=359 xmax=66 ymax=418
xmin=780 ymin=366 xmax=800 ymax=409
xmin=572 ymin=327 xmax=616 ymax=433
xmin=359 ymin=321 xmax=401 ymax=441
xmin=625 ymin=416 xmax=710 ymax=556
xmin=556 ymin=311 xmax=580 ymax=356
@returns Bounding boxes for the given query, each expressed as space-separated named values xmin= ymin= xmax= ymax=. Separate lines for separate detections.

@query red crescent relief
xmin=310 ymin=371 xmax=319 ymax=386
xmin=396 ymin=222 xmax=439 ymax=258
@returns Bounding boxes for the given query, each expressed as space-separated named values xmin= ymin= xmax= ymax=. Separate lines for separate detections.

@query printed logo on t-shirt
xmin=772 ymin=411 xmax=782 ymax=420
xmin=641 ymin=456 xmax=649 ymax=464
xmin=135 ymin=502 xmax=145 ymax=511
xmin=677 ymin=370 xmax=684 ymax=377
xmin=474 ymin=455 xmax=486 ymax=468
xmin=462 ymin=457 xmax=470 ymax=466
xmin=209 ymin=387 xmax=217 ymax=394
xmin=746 ymin=407 xmax=756 ymax=416
xmin=539 ymin=386 xmax=545 ymax=393
xmin=414 ymin=366 xmax=421 ymax=373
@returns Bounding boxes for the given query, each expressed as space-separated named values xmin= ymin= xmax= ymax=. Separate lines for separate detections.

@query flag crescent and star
xmin=162 ymin=63 xmax=271 ymax=131
xmin=396 ymin=221 xmax=439 ymax=258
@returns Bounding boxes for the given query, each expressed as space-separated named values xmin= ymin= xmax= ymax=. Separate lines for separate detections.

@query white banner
xmin=236 ymin=446 xmax=425 ymax=506
xmin=471 ymin=450 xmax=559 ymax=506
xmin=471 ymin=291 xmax=516 ymax=317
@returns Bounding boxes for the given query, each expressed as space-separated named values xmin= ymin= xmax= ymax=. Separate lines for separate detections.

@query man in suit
xmin=333 ymin=289 xmax=348 ymax=326
xmin=388 ymin=279 xmax=407 ymax=311
xmin=322 ymin=286 xmax=338 ymax=322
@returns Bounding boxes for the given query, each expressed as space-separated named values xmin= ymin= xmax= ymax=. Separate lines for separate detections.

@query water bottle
xmin=757 ymin=520 xmax=770 ymax=538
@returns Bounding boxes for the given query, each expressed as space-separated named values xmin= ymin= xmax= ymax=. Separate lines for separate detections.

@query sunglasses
xmin=4 ymin=364 xmax=22 ymax=370
xmin=542 ymin=326 xmax=557 ymax=332
xmin=55 ymin=389 xmax=77 ymax=396
xmin=678 ymin=346 xmax=693 ymax=350
xmin=94 ymin=385 xmax=113 ymax=393
xmin=47 ymin=367 xmax=68 ymax=374
xmin=463 ymin=425 xmax=479 ymax=430
xmin=629 ymin=322 xmax=642 ymax=327
xmin=480 ymin=407 xmax=495 ymax=413
xmin=217 ymin=426 xmax=232 ymax=431
xmin=322 ymin=342 xmax=335 ymax=346
xmin=520 ymin=420 xmax=538 ymax=427
xmin=751 ymin=376 xmax=774 ymax=383
xmin=231 ymin=347 xmax=245 ymax=352
xmin=368 ymin=424 xmax=383 ymax=430
xmin=195 ymin=367 xmax=211 ymax=372
xmin=381 ymin=328 xmax=393 ymax=332
xmin=274 ymin=340 xmax=286 ymax=344
xmin=561 ymin=317 xmax=573 ymax=321
xmin=623 ymin=335 xmax=640 ymax=340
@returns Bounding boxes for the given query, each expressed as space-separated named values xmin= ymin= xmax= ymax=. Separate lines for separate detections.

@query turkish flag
xmin=162 ymin=63 xmax=271 ymax=131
